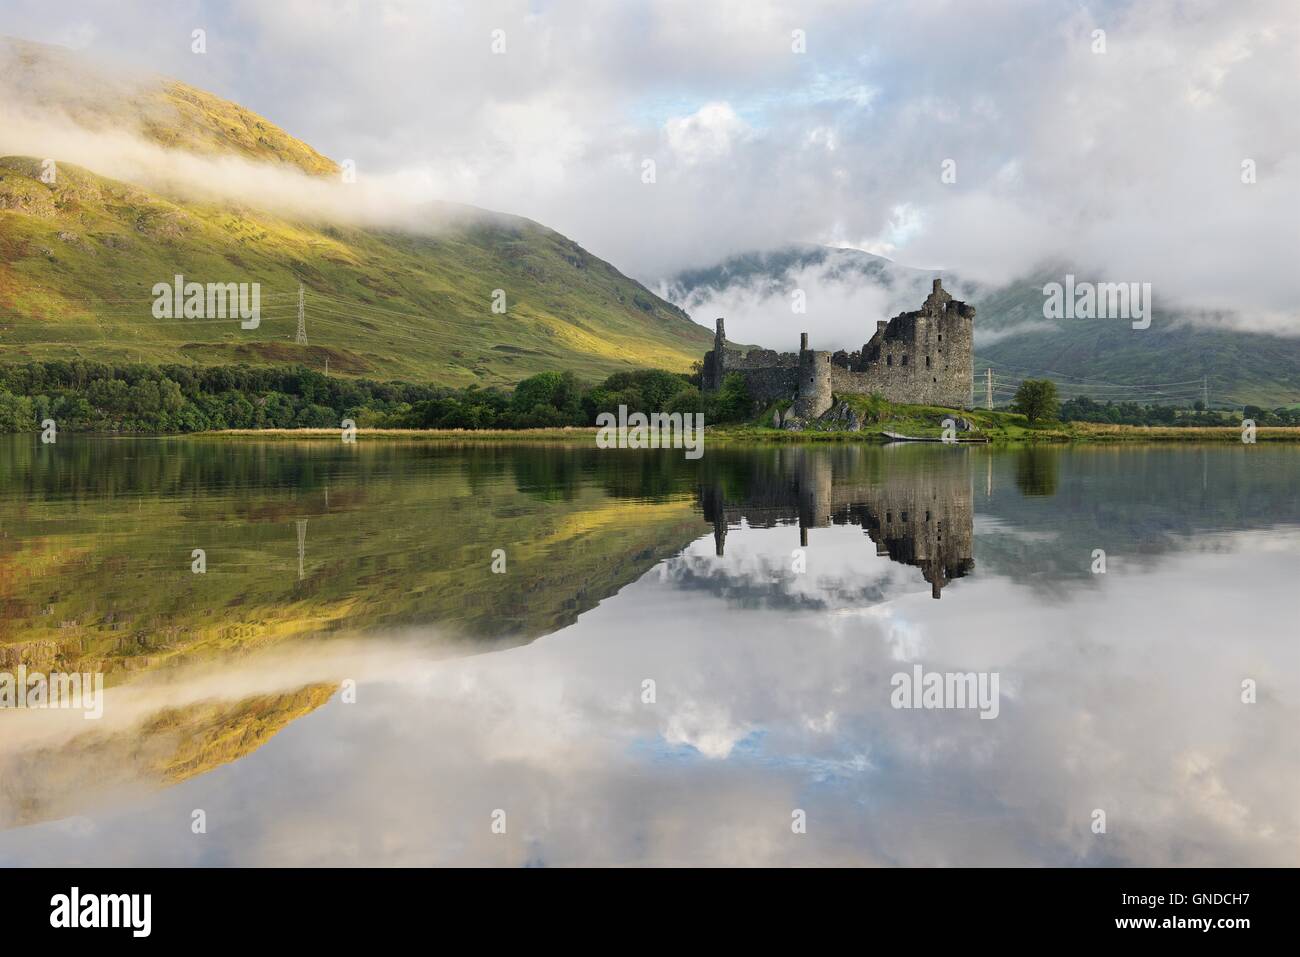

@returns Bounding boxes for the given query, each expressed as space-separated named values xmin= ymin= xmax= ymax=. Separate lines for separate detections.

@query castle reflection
xmin=699 ymin=446 xmax=976 ymax=598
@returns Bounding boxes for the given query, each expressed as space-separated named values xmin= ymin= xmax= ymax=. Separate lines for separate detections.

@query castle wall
xmin=704 ymin=318 xmax=801 ymax=403
xmin=719 ymin=356 xmax=799 ymax=405
xmin=829 ymin=366 xmax=875 ymax=396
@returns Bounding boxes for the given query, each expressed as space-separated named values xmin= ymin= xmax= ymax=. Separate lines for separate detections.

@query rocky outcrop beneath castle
xmin=702 ymin=278 xmax=975 ymax=415
xmin=820 ymin=400 xmax=865 ymax=431
xmin=776 ymin=400 xmax=866 ymax=432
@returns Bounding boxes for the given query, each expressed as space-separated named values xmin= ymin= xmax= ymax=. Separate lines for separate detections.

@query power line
xmin=978 ymin=367 xmax=1205 ymax=389
xmin=307 ymin=289 xmax=455 ymax=321
xmin=8 ymin=291 xmax=298 ymax=304
xmin=973 ymin=355 xmax=1213 ymax=407
xmin=305 ymin=306 xmax=471 ymax=347
xmin=984 ymin=371 xmax=1206 ymax=406
xmin=977 ymin=356 xmax=1204 ymax=380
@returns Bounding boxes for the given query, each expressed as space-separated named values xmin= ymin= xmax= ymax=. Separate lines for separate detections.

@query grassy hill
xmin=0 ymin=39 xmax=713 ymax=387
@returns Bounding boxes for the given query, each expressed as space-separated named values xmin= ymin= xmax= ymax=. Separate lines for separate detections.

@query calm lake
xmin=0 ymin=436 xmax=1296 ymax=866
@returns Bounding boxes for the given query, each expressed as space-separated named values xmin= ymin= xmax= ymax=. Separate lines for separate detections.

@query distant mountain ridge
xmin=663 ymin=242 xmax=983 ymax=323
xmin=664 ymin=244 xmax=1300 ymax=408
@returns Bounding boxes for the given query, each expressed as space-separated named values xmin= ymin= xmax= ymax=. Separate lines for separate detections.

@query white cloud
xmin=0 ymin=0 xmax=1295 ymax=329
xmin=664 ymin=102 xmax=749 ymax=164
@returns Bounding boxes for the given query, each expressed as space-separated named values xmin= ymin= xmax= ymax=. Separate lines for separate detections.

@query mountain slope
xmin=957 ymin=265 xmax=1300 ymax=408
xmin=0 ymin=39 xmax=712 ymax=386
xmin=665 ymin=245 xmax=1300 ymax=408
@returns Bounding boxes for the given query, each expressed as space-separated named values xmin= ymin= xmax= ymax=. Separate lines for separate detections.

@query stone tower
xmin=794 ymin=332 xmax=833 ymax=419
xmin=701 ymin=317 xmax=727 ymax=392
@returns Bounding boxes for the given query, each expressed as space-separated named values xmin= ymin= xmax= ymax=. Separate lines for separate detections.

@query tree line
xmin=1009 ymin=379 xmax=1300 ymax=426
xmin=0 ymin=361 xmax=753 ymax=433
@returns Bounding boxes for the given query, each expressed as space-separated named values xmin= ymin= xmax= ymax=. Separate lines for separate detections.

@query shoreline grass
xmin=186 ymin=422 xmax=1300 ymax=444
xmin=193 ymin=427 xmax=602 ymax=442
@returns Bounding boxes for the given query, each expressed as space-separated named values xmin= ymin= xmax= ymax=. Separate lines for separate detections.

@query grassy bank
xmin=715 ymin=396 xmax=1300 ymax=443
xmin=182 ymin=391 xmax=1300 ymax=444
xmin=195 ymin=419 xmax=1300 ymax=444
xmin=197 ymin=427 xmax=601 ymax=442
xmin=1063 ymin=422 xmax=1300 ymax=442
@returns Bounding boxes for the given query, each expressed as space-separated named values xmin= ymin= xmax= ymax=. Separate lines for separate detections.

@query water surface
xmin=0 ymin=436 xmax=1296 ymax=865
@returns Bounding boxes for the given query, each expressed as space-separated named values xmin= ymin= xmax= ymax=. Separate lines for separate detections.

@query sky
xmin=0 ymin=0 xmax=1297 ymax=331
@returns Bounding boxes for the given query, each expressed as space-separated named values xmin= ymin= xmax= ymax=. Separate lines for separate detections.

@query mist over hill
xmin=0 ymin=38 xmax=712 ymax=387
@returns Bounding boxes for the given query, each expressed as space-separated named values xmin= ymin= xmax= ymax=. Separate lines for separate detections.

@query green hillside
xmin=970 ymin=269 xmax=1300 ymax=408
xmin=0 ymin=40 xmax=713 ymax=387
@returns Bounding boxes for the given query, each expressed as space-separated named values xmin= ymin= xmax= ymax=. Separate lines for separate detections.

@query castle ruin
xmin=701 ymin=278 xmax=975 ymax=416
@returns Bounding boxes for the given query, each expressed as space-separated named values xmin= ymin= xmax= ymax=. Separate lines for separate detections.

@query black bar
xmin=0 ymin=867 xmax=1289 ymax=942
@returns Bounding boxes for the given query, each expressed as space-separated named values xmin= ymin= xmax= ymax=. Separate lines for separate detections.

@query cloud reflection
xmin=2 ymin=512 xmax=1296 ymax=865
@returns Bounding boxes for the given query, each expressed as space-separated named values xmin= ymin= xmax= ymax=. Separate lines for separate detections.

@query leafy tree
xmin=295 ymin=403 xmax=338 ymax=428
xmin=510 ymin=371 xmax=582 ymax=422
xmin=593 ymin=369 xmax=691 ymax=413
xmin=1011 ymin=379 xmax=1059 ymax=423
xmin=88 ymin=378 xmax=129 ymax=413
xmin=706 ymin=372 xmax=751 ymax=423
xmin=263 ymin=393 xmax=297 ymax=428
xmin=665 ymin=386 xmax=703 ymax=415
xmin=128 ymin=380 xmax=163 ymax=416
xmin=0 ymin=359 xmax=728 ymax=434
xmin=0 ymin=391 xmax=35 ymax=432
